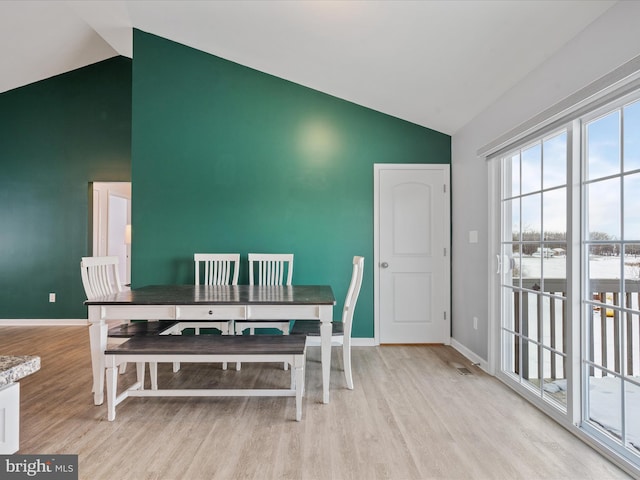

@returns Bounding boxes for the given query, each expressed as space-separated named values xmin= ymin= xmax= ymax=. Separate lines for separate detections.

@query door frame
xmin=373 ymin=163 xmax=451 ymax=345
xmin=90 ymin=182 xmax=132 ymax=285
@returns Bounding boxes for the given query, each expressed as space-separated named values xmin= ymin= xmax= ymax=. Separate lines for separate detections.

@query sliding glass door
xmin=493 ymin=91 xmax=640 ymax=469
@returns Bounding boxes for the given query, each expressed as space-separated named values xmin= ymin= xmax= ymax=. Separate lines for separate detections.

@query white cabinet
xmin=0 ymin=383 xmax=19 ymax=454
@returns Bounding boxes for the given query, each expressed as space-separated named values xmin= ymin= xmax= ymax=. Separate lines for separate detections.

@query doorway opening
xmin=90 ymin=182 xmax=131 ymax=286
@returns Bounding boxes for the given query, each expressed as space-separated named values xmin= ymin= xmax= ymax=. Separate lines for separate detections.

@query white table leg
xmin=319 ymin=305 xmax=332 ymax=404
xmin=88 ymin=306 xmax=107 ymax=405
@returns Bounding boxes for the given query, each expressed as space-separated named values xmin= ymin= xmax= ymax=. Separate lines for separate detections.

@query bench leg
xmin=283 ymin=328 xmax=289 ymax=371
xmin=136 ymin=362 xmax=145 ymax=390
xmin=301 ymin=357 xmax=306 ymax=397
xmin=290 ymin=362 xmax=295 ymax=389
xmin=150 ymin=362 xmax=158 ymax=390
xmin=294 ymin=360 xmax=304 ymax=421
xmin=171 ymin=324 xmax=231 ymax=371
xmin=106 ymin=365 xmax=118 ymax=421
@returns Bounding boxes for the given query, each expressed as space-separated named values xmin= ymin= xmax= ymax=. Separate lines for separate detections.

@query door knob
xmin=380 ymin=262 xmax=389 ymax=268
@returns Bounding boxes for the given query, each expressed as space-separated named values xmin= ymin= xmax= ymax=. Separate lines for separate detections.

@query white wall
xmin=451 ymin=1 xmax=640 ymax=361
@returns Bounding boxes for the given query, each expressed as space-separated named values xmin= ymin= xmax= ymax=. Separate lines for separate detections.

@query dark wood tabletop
xmin=85 ymin=284 xmax=335 ymax=306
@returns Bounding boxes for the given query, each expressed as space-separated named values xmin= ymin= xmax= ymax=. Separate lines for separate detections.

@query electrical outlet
xmin=473 ymin=316 xmax=478 ymax=330
xmin=49 ymin=293 xmax=56 ymax=303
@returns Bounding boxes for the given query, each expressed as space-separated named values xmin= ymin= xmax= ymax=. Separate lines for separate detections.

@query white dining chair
xmin=193 ymin=253 xmax=239 ymax=335
xmin=195 ymin=253 xmax=240 ymax=289
xmin=80 ymin=256 xmax=135 ymax=375
xmin=234 ymin=253 xmax=294 ymax=335
xmin=234 ymin=253 xmax=294 ymax=370
xmin=291 ymin=256 xmax=364 ymax=389
xmin=80 ymin=255 xmax=124 ymax=300
xmin=163 ymin=253 xmax=240 ymax=371
xmin=248 ymin=253 xmax=294 ymax=287
xmin=82 ymin=255 xmax=176 ymax=335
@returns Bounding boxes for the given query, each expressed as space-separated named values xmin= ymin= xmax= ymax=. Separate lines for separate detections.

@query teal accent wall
xmin=132 ymin=31 xmax=450 ymax=338
xmin=0 ymin=57 xmax=132 ymax=319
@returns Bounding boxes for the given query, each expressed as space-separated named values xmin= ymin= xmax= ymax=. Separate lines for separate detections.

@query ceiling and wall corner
xmin=0 ymin=0 xmax=617 ymax=135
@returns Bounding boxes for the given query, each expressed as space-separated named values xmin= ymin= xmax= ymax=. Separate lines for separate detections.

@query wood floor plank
xmin=0 ymin=326 xmax=631 ymax=479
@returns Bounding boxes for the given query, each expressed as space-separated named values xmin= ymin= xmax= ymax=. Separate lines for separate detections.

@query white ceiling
xmin=1 ymin=0 xmax=617 ymax=134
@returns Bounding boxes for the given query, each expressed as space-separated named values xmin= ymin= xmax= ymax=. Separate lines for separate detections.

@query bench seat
xmin=107 ymin=320 xmax=178 ymax=338
xmin=104 ymin=334 xmax=306 ymax=421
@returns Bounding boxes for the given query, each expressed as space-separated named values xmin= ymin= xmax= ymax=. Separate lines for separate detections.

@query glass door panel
xmin=623 ymin=101 xmax=640 ymax=172
xmin=500 ymin=129 xmax=568 ymax=410
xmin=543 ymin=132 xmax=567 ymax=188
xmin=586 ymin=111 xmax=620 ymax=180
xmin=583 ymin=97 xmax=640 ymax=460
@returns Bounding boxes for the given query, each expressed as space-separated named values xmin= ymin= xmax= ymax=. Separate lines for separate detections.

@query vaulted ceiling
xmin=1 ymin=0 xmax=617 ymax=134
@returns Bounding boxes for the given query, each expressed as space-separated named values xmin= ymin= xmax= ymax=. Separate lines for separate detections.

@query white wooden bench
xmin=104 ymin=334 xmax=306 ymax=421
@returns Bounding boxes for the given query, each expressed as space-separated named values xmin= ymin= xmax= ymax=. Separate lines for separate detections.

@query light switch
xmin=469 ymin=230 xmax=478 ymax=244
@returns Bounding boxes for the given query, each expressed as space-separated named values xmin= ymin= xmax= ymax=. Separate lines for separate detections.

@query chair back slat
xmin=341 ymin=256 xmax=365 ymax=338
xmin=194 ymin=253 xmax=240 ymax=286
xmin=80 ymin=256 xmax=123 ymax=300
xmin=248 ymin=253 xmax=293 ymax=286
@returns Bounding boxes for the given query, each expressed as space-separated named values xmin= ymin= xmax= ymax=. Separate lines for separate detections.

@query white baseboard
xmin=298 ymin=338 xmax=376 ymax=347
xmin=351 ymin=338 xmax=376 ymax=347
xmin=450 ymin=337 xmax=489 ymax=373
xmin=0 ymin=319 xmax=88 ymax=326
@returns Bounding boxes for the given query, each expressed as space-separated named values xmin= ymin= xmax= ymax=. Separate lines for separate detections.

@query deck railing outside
xmin=512 ymin=278 xmax=640 ymax=380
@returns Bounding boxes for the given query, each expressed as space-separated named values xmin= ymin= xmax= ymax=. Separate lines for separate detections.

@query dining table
xmin=85 ymin=284 xmax=336 ymax=405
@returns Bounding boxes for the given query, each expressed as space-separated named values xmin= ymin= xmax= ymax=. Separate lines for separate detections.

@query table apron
xmin=247 ymin=305 xmax=320 ymax=319
xmin=100 ymin=305 xmax=175 ymax=320
xmin=176 ymin=305 xmax=245 ymax=320
xmin=95 ymin=304 xmax=324 ymax=322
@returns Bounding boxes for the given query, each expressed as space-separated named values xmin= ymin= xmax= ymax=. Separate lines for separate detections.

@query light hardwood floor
xmin=0 ymin=326 xmax=631 ymax=480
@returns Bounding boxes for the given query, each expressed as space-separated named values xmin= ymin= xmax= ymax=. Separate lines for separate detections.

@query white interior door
xmin=375 ymin=164 xmax=450 ymax=344
xmin=92 ymin=182 xmax=131 ymax=285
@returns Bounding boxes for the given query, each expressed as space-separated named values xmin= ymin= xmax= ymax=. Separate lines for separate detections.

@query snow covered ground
xmin=515 ymin=254 xmax=640 ymax=449
xmin=544 ymin=376 xmax=640 ymax=449
xmin=518 ymin=253 xmax=640 ymax=281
